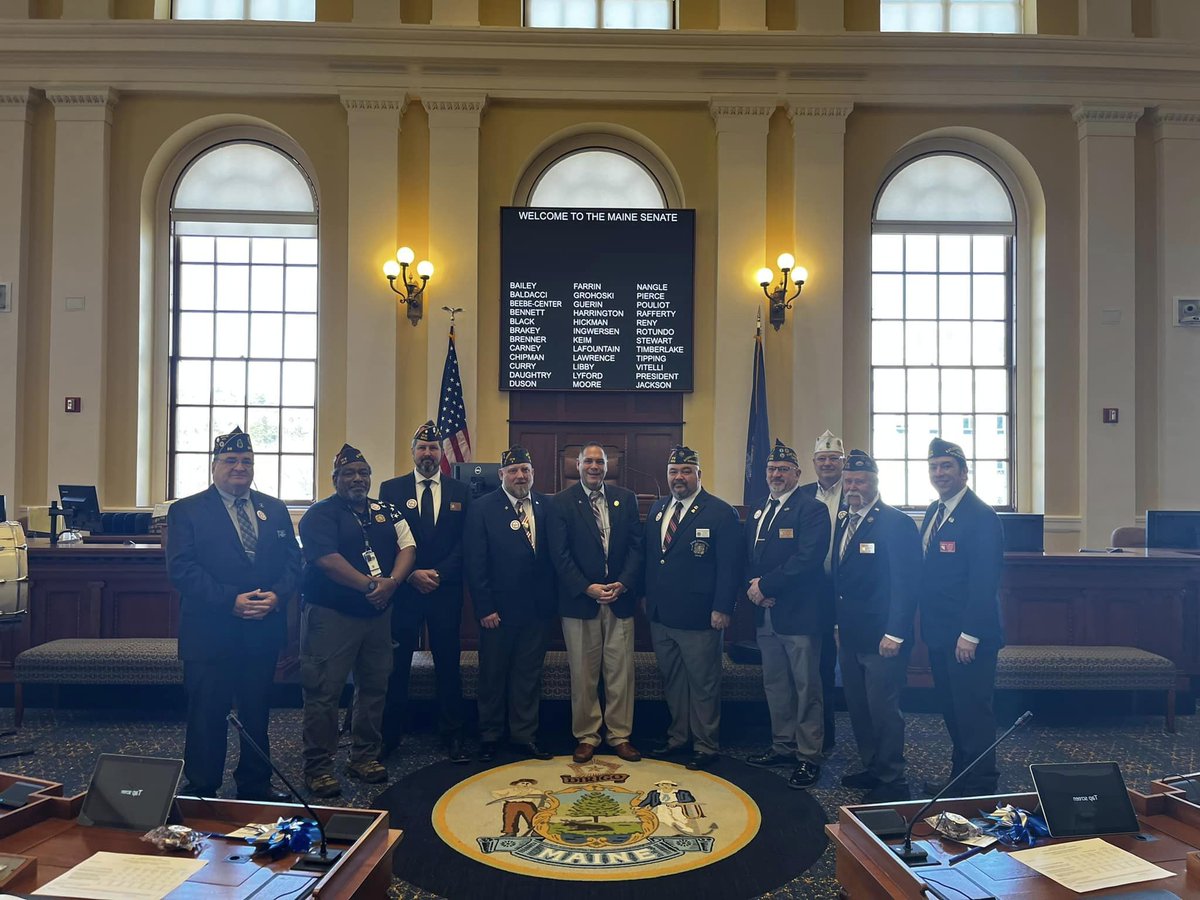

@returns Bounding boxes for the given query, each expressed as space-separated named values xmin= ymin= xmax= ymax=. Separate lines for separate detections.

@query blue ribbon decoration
xmin=980 ymin=805 xmax=1050 ymax=847
xmin=246 ymin=817 xmax=323 ymax=858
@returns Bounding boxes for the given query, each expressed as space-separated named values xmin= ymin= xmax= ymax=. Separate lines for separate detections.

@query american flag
xmin=437 ymin=325 xmax=472 ymax=475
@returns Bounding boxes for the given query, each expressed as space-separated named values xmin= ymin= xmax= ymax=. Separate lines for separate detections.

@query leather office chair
xmin=1110 ymin=525 xmax=1145 ymax=548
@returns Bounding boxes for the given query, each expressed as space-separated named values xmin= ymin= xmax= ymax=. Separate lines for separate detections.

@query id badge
xmin=362 ymin=549 xmax=382 ymax=577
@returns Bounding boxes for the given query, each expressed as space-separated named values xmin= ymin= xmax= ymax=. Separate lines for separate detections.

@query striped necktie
xmin=840 ymin=512 xmax=861 ymax=561
xmin=662 ymin=501 xmax=683 ymax=553
xmin=925 ymin=501 xmax=946 ymax=553
xmin=590 ymin=490 xmax=608 ymax=553
xmin=515 ymin=499 xmax=534 ymax=548
xmin=234 ymin=497 xmax=257 ymax=561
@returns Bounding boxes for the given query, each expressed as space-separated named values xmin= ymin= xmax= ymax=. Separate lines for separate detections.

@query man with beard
xmin=379 ymin=421 xmax=471 ymax=763
xmin=464 ymin=446 xmax=557 ymax=762
xmin=832 ymin=450 xmax=921 ymax=802
xmin=298 ymin=444 xmax=416 ymax=798
xmin=548 ymin=442 xmax=644 ymax=763
xmin=643 ymin=446 xmax=742 ymax=771
xmin=744 ymin=440 xmax=831 ymax=788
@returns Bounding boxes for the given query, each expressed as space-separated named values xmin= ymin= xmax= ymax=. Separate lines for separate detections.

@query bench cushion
xmin=996 ymin=645 xmax=1175 ymax=691
xmin=15 ymin=638 xmax=183 ymax=685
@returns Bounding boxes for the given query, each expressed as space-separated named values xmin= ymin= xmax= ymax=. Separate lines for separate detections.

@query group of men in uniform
xmin=166 ymin=422 xmax=1004 ymax=803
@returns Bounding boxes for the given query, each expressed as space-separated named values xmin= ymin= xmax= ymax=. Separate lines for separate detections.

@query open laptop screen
xmin=78 ymin=754 xmax=183 ymax=830
xmin=1030 ymin=762 xmax=1140 ymax=837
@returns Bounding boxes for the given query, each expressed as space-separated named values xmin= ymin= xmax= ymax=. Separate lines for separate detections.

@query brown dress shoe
xmin=611 ymin=741 xmax=642 ymax=762
xmin=572 ymin=742 xmax=596 ymax=763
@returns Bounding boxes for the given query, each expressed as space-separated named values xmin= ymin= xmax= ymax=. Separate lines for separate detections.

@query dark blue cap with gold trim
xmin=213 ymin=426 xmax=253 ymax=457
xmin=928 ymin=437 xmax=966 ymax=463
xmin=413 ymin=420 xmax=442 ymax=443
xmin=333 ymin=443 xmax=367 ymax=470
xmin=766 ymin=439 xmax=798 ymax=466
xmin=667 ymin=446 xmax=699 ymax=466
xmin=845 ymin=449 xmax=878 ymax=473
xmin=501 ymin=445 xmax=532 ymax=467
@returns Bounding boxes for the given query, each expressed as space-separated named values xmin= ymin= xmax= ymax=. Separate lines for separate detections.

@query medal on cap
xmin=406 ymin=499 xmax=418 ymax=509
xmin=375 ymin=514 xmax=386 ymax=523
xmin=256 ymin=509 xmax=267 ymax=521
xmin=510 ymin=520 xmax=521 ymax=531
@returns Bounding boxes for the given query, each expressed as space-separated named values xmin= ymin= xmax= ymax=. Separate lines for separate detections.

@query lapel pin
xmin=613 ymin=500 xmax=619 ymax=507
xmin=509 ymin=520 xmax=521 ymax=531
xmin=256 ymin=509 xmax=267 ymax=521
xmin=753 ymin=509 xmax=762 ymax=520
xmin=370 ymin=502 xmax=381 ymax=511
xmin=655 ymin=511 xmax=663 ymax=521
xmin=375 ymin=514 xmax=386 ymax=523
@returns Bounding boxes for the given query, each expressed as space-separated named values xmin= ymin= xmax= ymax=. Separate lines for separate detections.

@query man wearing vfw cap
xmin=797 ymin=429 xmax=846 ymax=753
xmin=832 ymin=450 xmax=921 ymax=803
xmin=464 ymin=446 xmax=557 ymax=763
xmin=919 ymin=438 xmax=1005 ymax=797
xmin=642 ymin=446 xmax=743 ymax=771
xmin=167 ymin=427 xmax=301 ymax=802
xmin=379 ymin=421 xmax=472 ymax=764
xmin=743 ymin=440 xmax=832 ymax=788
xmin=298 ymin=444 xmax=416 ymax=798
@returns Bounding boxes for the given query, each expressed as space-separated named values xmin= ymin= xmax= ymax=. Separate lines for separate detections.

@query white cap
xmin=814 ymin=430 xmax=844 ymax=454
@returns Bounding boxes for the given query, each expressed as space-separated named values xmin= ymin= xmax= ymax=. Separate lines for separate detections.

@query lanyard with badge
xmin=346 ymin=502 xmax=384 ymax=578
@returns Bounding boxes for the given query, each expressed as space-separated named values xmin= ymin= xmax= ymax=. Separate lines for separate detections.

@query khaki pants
xmin=756 ymin=611 xmax=825 ymax=765
xmin=562 ymin=605 xmax=636 ymax=746
xmin=651 ymin=621 xmax=722 ymax=755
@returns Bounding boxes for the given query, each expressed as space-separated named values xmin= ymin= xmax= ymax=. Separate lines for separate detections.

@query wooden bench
xmin=996 ymin=644 xmax=1177 ymax=732
xmin=14 ymin=638 xmax=183 ymax=727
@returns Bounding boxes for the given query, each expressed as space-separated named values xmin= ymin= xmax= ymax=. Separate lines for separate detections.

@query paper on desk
xmin=1009 ymin=838 xmax=1172 ymax=893
xmin=33 ymin=851 xmax=206 ymax=900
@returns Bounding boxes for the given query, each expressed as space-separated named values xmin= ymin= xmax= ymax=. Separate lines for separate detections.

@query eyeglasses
xmin=765 ymin=465 xmax=798 ymax=474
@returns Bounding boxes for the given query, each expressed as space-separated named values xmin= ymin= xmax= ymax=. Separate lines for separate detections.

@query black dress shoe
xmin=649 ymin=740 xmax=690 ymax=757
xmin=840 ymin=770 xmax=882 ymax=790
xmin=686 ymin=753 xmax=719 ymax=771
xmin=447 ymin=737 xmax=470 ymax=764
xmin=864 ymin=781 xmax=911 ymax=803
xmin=478 ymin=741 xmax=499 ymax=762
xmin=513 ymin=742 xmax=553 ymax=760
xmin=922 ymin=779 xmax=947 ymax=797
xmin=237 ymin=787 xmax=292 ymax=803
xmin=377 ymin=736 xmax=402 ymax=762
xmin=746 ymin=750 xmax=794 ymax=768
xmin=788 ymin=762 xmax=821 ymax=789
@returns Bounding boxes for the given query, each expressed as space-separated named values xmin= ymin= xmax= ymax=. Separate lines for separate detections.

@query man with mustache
xmin=464 ymin=446 xmax=557 ymax=762
xmin=743 ymin=440 xmax=831 ymax=788
xmin=643 ymin=446 xmax=742 ymax=771
xmin=298 ymin=444 xmax=416 ymax=798
xmin=919 ymin=438 xmax=1005 ymax=797
xmin=379 ymin=421 xmax=472 ymax=764
xmin=832 ymin=449 xmax=921 ymax=802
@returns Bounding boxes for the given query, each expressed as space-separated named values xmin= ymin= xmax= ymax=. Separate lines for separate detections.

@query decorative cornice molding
xmin=421 ymin=95 xmax=487 ymax=114
xmin=1151 ymin=107 xmax=1200 ymax=127
xmin=1070 ymin=104 xmax=1144 ymax=125
xmin=786 ymin=101 xmax=854 ymax=121
xmin=0 ymin=89 xmax=35 ymax=106
xmin=708 ymin=98 xmax=776 ymax=120
xmin=45 ymin=87 xmax=119 ymax=109
xmin=340 ymin=95 xmax=409 ymax=114
xmin=421 ymin=93 xmax=487 ymax=128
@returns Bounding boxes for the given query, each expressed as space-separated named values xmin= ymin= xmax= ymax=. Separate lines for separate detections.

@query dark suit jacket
xmin=743 ymin=491 xmax=831 ymax=635
xmin=464 ymin=488 xmax=556 ymax=625
xmin=166 ymin=485 xmax=301 ymax=663
xmin=831 ymin=498 xmax=922 ymax=653
xmin=918 ymin=489 xmax=1006 ymax=650
xmin=379 ymin=472 xmax=470 ymax=631
xmin=548 ymin=483 xmax=644 ymax=619
xmin=642 ymin=489 xmax=743 ymax=631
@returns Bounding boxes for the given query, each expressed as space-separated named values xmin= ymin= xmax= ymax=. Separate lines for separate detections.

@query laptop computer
xmin=78 ymin=753 xmax=184 ymax=831
xmin=1030 ymin=761 xmax=1140 ymax=837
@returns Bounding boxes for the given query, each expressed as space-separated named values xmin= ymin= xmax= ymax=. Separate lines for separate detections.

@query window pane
xmin=216 ymin=237 xmax=250 ymax=264
xmin=173 ymin=452 xmax=211 ymax=498
xmin=248 ymin=408 xmax=280 ymax=452
xmin=881 ymin=1 xmax=944 ymax=31
xmin=973 ymin=460 xmax=1010 ymax=507
xmin=939 ymin=322 xmax=972 ymax=366
xmin=211 ymin=407 xmax=244 ymax=443
xmin=178 ymin=236 xmax=214 ymax=262
xmin=939 ymin=274 xmax=970 ymax=319
xmin=247 ymin=361 xmax=281 ymax=406
xmin=941 ymin=414 xmax=975 ymax=458
xmin=253 ymin=453 xmax=280 ymax=496
xmin=214 ymin=312 xmax=249 ymax=358
xmin=872 ymin=414 xmax=907 ymax=459
xmin=906 ymin=369 xmax=939 ymax=413
xmin=179 ymin=265 xmax=214 ymax=310
xmin=281 ymin=408 xmax=315 ymax=452
xmin=877 ymin=155 xmax=1013 ymax=223
xmin=281 ymin=361 xmax=316 ymax=406
xmin=872 ymin=321 xmax=904 ymax=366
xmin=973 ymin=321 xmax=1006 ymax=366
xmin=284 ymin=313 xmax=317 ymax=358
xmin=252 ymin=237 xmax=284 ymax=264
xmin=974 ymin=234 xmax=1007 ymax=272
xmin=976 ymin=414 xmax=1008 ymax=457
xmin=873 ymin=234 xmax=904 ymax=271
xmin=175 ymin=360 xmax=211 ymax=405
xmin=174 ymin=406 xmax=210 ymax=452
xmin=905 ymin=321 xmax=938 ymax=366
xmin=974 ymin=274 xmax=1007 ymax=319
xmin=874 ymin=369 xmax=906 ymax=413
xmin=878 ymin=460 xmax=908 ymax=505
xmin=939 ymin=234 xmax=971 ymax=272
xmin=907 ymin=460 xmax=935 ymax=508
xmin=905 ymin=235 xmax=937 ymax=272
xmin=285 ymin=267 xmax=318 ymax=312
xmin=905 ymin=274 xmax=937 ymax=319
xmin=216 ymin=266 xmax=249 ymax=310
xmin=287 ymin=238 xmax=318 ymax=265
xmin=251 ymin=313 xmax=283 ymax=358
xmin=178 ymin=312 xmax=214 ymax=357
xmin=251 ymin=266 xmax=284 ymax=311
xmin=975 ymin=368 xmax=1008 ymax=413
xmin=212 ymin=360 xmax=246 ymax=406
xmin=175 ymin=144 xmax=315 ymax=213
xmin=530 ymin=150 xmax=664 ymax=209
xmin=280 ymin=454 xmax=314 ymax=500
xmin=941 ymin=368 xmax=973 ymax=412
xmin=872 ymin=274 xmax=904 ymax=319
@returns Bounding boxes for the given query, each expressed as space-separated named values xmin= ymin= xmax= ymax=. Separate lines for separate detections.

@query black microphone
xmin=893 ymin=710 xmax=1033 ymax=865
xmin=622 ymin=464 xmax=663 ymax=498
xmin=226 ymin=713 xmax=343 ymax=871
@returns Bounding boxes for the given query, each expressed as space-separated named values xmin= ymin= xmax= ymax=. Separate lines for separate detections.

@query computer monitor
xmin=453 ymin=462 xmax=501 ymax=500
xmin=58 ymin=484 xmax=103 ymax=534
xmin=1145 ymin=510 xmax=1200 ymax=550
xmin=997 ymin=513 xmax=1044 ymax=552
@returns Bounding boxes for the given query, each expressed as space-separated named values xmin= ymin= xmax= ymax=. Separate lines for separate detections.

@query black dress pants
xmin=382 ymin=610 xmax=465 ymax=743
xmin=928 ymin=644 xmax=999 ymax=795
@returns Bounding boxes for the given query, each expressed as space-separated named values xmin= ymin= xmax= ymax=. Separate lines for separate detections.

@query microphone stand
xmin=893 ymin=710 xmax=1033 ymax=865
xmin=226 ymin=713 xmax=343 ymax=871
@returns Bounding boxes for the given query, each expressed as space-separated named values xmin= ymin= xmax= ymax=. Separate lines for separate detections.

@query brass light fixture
xmin=756 ymin=253 xmax=807 ymax=332
xmin=383 ymin=246 xmax=434 ymax=326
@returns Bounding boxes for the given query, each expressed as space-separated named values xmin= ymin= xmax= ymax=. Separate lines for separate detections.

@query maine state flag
xmin=744 ymin=314 xmax=770 ymax=506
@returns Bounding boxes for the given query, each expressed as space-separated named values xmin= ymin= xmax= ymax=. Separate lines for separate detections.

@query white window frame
xmin=171 ymin=0 xmax=316 ymax=21
xmin=523 ymin=0 xmax=677 ymax=30
xmin=880 ymin=0 xmax=1025 ymax=34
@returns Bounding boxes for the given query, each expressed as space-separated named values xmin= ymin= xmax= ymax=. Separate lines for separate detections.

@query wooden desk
xmin=828 ymin=789 xmax=1200 ymax=898
xmin=0 ymin=772 xmax=400 ymax=898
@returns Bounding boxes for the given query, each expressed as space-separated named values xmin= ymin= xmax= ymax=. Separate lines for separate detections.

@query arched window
xmin=871 ymin=151 xmax=1016 ymax=509
xmin=517 ymin=133 xmax=680 ymax=209
xmin=168 ymin=140 xmax=319 ymax=502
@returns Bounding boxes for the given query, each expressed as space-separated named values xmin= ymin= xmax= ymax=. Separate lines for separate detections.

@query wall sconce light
xmin=382 ymin=246 xmax=434 ymax=326
xmin=756 ymin=253 xmax=807 ymax=332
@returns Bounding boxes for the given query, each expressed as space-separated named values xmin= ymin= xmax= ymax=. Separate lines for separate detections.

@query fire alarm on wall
xmin=65 ymin=397 xmax=82 ymax=413
xmin=1102 ymin=408 xmax=1118 ymax=424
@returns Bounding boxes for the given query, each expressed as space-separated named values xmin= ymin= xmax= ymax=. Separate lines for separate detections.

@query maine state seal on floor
xmin=432 ymin=757 xmax=761 ymax=881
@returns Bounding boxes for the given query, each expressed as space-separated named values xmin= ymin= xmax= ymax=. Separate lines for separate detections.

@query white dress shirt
xmin=755 ymin=485 xmax=799 ymax=543
xmin=659 ymin=489 xmax=700 ymax=548
xmin=504 ymin=489 xmax=537 ymax=549
xmin=215 ymin=486 xmax=258 ymax=545
xmin=414 ymin=470 xmax=442 ymax=526
xmin=923 ymin=484 xmax=978 ymax=645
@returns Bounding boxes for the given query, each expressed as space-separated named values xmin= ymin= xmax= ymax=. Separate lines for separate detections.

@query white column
xmin=431 ymin=0 xmax=478 ymax=26
xmin=1078 ymin=0 xmax=1132 ymax=38
xmin=1152 ymin=108 xmax=1200 ymax=508
xmin=1073 ymin=104 xmax=1142 ymax=547
xmin=46 ymin=88 xmax=117 ymax=499
xmin=353 ymin=0 xmax=401 ymax=25
xmin=788 ymin=100 xmax=852 ymax=451
xmin=1153 ymin=0 xmax=1200 ymax=41
xmin=720 ymin=0 xmax=765 ymax=30
xmin=423 ymin=93 xmax=485 ymax=440
xmin=342 ymin=94 xmax=406 ymax=470
xmin=794 ymin=0 xmax=843 ymax=32
xmin=0 ymin=89 xmax=33 ymax=509
xmin=709 ymin=97 xmax=773 ymax=502
xmin=61 ymin=0 xmax=114 ymax=17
